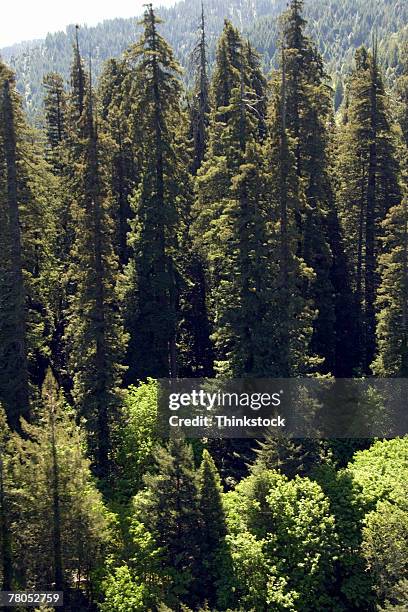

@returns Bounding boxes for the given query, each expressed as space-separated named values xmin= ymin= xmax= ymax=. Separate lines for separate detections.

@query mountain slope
xmin=1 ymin=0 xmax=407 ymax=121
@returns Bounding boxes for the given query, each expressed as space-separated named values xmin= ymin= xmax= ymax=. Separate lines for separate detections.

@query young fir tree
xmin=9 ymin=372 xmax=110 ymax=600
xmin=0 ymin=62 xmax=30 ymax=429
xmin=211 ymin=20 xmax=266 ymax=138
xmin=133 ymin=438 xmax=200 ymax=608
xmin=197 ymin=449 xmax=226 ymax=607
xmin=123 ymin=5 xmax=188 ymax=380
xmin=65 ymin=70 xmax=127 ymax=481
xmin=41 ymin=74 xmax=72 ymax=392
xmin=336 ymin=46 xmax=401 ymax=373
xmin=244 ymin=41 xmax=268 ymax=142
xmin=279 ymin=0 xmax=337 ymax=375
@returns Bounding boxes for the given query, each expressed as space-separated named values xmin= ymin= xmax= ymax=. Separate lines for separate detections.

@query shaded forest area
xmin=0 ymin=1 xmax=408 ymax=610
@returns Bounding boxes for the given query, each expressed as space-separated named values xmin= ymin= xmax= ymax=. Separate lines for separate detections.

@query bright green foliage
xmin=363 ymin=501 xmax=408 ymax=604
xmin=372 ymin=199 xmax=408 ymax=376
xmin=220 ymin=470 xmax=338 ymax=611
xmin=312 ymin=463 xmax=374 ymax=609
xmin=336 ymin=46 xmax=401 ymax=373
xmin=100 ymin=564 xmax=148 ymax=611
xmin=345 ymin=439 xmax=408 ymax=606
xmin=347 ymin=437 xmax=408 ymax=509
xmin=115 ymin=379 xmax=158 ymax=498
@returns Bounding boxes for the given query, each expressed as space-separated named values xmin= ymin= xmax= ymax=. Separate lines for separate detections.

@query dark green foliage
xmin=133 ymin=438 xmax=201 ymax=608
xmin=43 ymin=73 xmax=66 ymax=150
xmin=197 ymin=449 xmax=227 ymax=607
xmin=0 ymin=62 xmax=30 ymax=428
xmin=123 ymin=5 xmax=188 ymax=380
xmin=65 ymin=46 xmax=127 ymax=480
xmin=336 ymin=46 xmax=401 ymax=374
xmin=279 ymin=0 xmax=337 ymax=375
xmin=252 ymin=435 xmax=322 ymax=479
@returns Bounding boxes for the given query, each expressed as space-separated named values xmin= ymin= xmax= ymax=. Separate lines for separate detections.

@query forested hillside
xmin=2 ymin=0 xmax=408 ymax=121
xmin=0 ymin=0 xmax=408 ymax=610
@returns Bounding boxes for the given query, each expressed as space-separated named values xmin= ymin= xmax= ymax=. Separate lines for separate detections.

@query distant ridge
xmin=1 ymin=0 xmax=407 ymax=121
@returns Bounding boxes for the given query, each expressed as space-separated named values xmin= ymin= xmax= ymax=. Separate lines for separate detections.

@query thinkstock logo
xmin=157 ymin=378 xmax=408 ymax=439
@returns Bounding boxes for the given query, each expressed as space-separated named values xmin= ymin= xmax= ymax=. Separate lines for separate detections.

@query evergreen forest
xmin=0 ymin=1 xmax=408 ymax=610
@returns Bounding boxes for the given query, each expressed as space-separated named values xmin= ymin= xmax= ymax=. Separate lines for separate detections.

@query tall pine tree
xmin=0 ymin=62 xmax=30 ymax=429
xmin=65 ymin=62 xmax=127 ymax=480
xmin=280 ymin=0 xmax=337 ymax=374
xmin=124 ymin=5 xmax=187 ymax=380
xmin=336 ymin=46 xmax=401 ymax=373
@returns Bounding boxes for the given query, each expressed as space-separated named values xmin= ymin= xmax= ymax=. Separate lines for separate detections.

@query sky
xmin=1 ymin=0 xmax=176 ymax=48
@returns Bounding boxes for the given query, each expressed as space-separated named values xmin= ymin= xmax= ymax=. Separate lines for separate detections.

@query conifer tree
xmin=133 ymin=438 xmax=200 ymax=607
xmin=124 ymin=5 xmax=187 ymax=380
xmin=69 ymin=26 xmax=87 ymax=129
xmin=336 ymin=46 xmax=401 ymax=373
xmin=9 ymin=374 xmax=110 ymax=599
xmin=211 ymin=20 xmax=265 ymax=138
xmin=177 ymin=3 xmax=215 ymax=377
xmin=263 ymin=55 xmax=316 ymax=377
xmin=197 ymin=449 xmax=226 ymax=607
xmin=191 ymin=2 xmax=210 ymax=174
xmin=41 ymin=74 xmax=72 ymax=391
xmin=252 ymin=435 xmax=321 ymax=479
xmin=372 ymin=198 xmax=408 ymax=376
xmin=65 ymin=71 xmax=127 ymax=480
xmin=0 ymin=62 xmax=30 ymax=429
xmin=279 ymin=0 xmax=337 ymax=374
xmin=194 ymin=22 xmax=279 ymax=377
xmin=395 ymin=44 xmax=408 ymax=148
xmin=98 ymin=58 xmax=136 ymax=267
xmin=43 ymin=73 xmax=67 ymax=155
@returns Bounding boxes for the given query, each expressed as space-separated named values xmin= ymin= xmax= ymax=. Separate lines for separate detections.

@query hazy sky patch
xmin=1 ymin=0 xmax=176 ymax=48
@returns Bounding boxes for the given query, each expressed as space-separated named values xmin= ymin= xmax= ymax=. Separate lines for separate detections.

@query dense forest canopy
xmin=0 ymin=0 xmax=408 ymax=610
